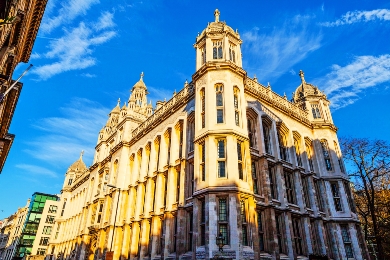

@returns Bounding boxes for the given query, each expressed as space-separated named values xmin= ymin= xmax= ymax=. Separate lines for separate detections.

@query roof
xmin=293 ymin=70 xmax=326 ymax=102
xmin=68 ymin=151 xmax=87 ymax=172
xmin=131 ymin=72 xmax=147 ymax=92
xmin=197 ymin=9 xmax=240 ymax=41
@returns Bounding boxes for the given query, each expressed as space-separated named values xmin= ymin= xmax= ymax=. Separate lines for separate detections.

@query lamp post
xmin=107 ymin=184 xmax=121 ymax=255
xmin=213 ymin=232 xmax=225 ymax=259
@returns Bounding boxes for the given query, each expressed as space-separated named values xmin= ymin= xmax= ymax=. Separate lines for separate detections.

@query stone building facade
xmin=47 ymin=10 xmax=369 ymax=260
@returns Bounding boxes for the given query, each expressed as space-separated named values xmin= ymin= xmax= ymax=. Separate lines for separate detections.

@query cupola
xmin=194 ymin=9 xmax=243 ymax=71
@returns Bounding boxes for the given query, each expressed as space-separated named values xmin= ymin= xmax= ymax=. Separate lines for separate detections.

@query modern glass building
xmin=14 ymin=192 xmax=58 ymax=259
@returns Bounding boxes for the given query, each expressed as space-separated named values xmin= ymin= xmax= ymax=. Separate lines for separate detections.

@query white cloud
xmin=321 ymin=9 xmax=390 ymax=27
xmin=25 ymin=98 xmax=109 ymax=166
xmin=94 ymin=11 xmax=116 ymax=31
xmin=15 ymin=164 xmax=58 ymax=178
xmin=40 ymin=0 xmax=100 ymax=34
xmin=242 ymin=14 xmax=322 ymax=83
xmin=314 ymin=55 xmax=390 ymax=109
xmin=289 ymin=69 xmax=296 ymax=75
xmin=32 ymin=17 xmax=116 ymax=80
xmin=81 ymin=73 xmax=97 ymax=78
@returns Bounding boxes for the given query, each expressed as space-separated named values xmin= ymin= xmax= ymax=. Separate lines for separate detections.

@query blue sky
xmin=1 ymin=0 xmax=390 ymax=218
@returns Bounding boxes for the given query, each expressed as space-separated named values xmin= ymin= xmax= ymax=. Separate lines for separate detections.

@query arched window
xmin=305 ymin=138 xmax=315 ymax=172
xmin=246 ymin=109 xmax=258 ymax=149
xmin=277 ymin=125 xmax=290 ymax=162
xmin=262 ymin=117 xmax=272 ymax=155
xmin=234 ymin=88 xmax=240 ymax=126
xmin=213 ymin=41 xmax=223 ymax=59
xmin=215 ymin=84 xmax=224 ymax=123
xmin=229 ymin=44 xmax=236 ymax=62
xmin=200 ymin=88 xmax=205 ymax=128
xmin=293 ymin=132 xmax=302 ymax=167
xmin=320 ymin=139 xmax=332 ymax=171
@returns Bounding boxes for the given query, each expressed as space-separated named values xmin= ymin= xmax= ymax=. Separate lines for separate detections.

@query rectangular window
xmin=284 ymin=171 xmax=296 ymax=205
xmin=200 ymin=143 xmax=206 ymax=181
xmin=234 ymin=94 xmax=239 ymax=126
xmin=268 ymin=166 xmax=278 ymax=200
xmin=311 ymin=104 xmax=322 ymax=119
xmin=237 ymin=142 xmax=243 ymax=180
xmin=42 ymin=226 xmax=52 ymax=235
xmin=321 ymin=140 xmax=333 ymax=171
xmin=343 ymin=182 xmax=356 ymax=213
xmin=275 ymin=213 xmax=286 ymax=254
xmin=37 ymin=248 xmax=46 ymax=255
xmin=163 ymin=173 xmax=168 ymax=207
xmin=292 ymin=218 xmax=304 ymax=255
xmin=314 ymin=179 xmax=324 ymax=212
xmin=217 ymin=109 xmax=224 ymax=123
xmin=39 ymin=237 xmax=50 ymax=246
xmin=278 ymin=133 xmax=289 ymax=162
xmin=257 ymin=211 xmax=265 ymax=251
xmin=188 ymin=212 xmax=193 ymax=251
xmin=262 ymin=123 xmax=272 ymax=154
xmin=302 ymin=177 xmax=311 ymax=208
xmin=217 ymin=140 xmax=226 ymax=178
xmin=240 ymin=200 xmax=248 ymax=246
xmin=306 ymin=141 xmax=314 ymax=172
xmin=48 ymin=205 xmax=57 ymax=214
xmin=294 ymin=138 xmax=302 ymax=166
xmin=201 ymin=90 xmax=205 ymax=128
xmin=188 ymin=120 xmax=195 ymax=152
xmin=310 ymin=220 xmax=320 ymax=255
xmin=251 ymin=162 xmax=259 ymax=194
xmin=45 ymin=215 xmax=55 ymax=224
xmin=331 ymin=182 xmax=342 ymax=211
xmin=340 ymin=225 xmax=354 ymax=258
xmin=218 ymin=197 xmax=229 ymax=245
xmin=200 ymin=200 xmax=206 ymax=246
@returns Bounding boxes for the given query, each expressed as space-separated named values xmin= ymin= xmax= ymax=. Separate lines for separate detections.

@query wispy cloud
xmin=32 ymin=13 xmax=116 ymax=80
xmin=24 ymin=98 xmax=109 ymax=166
xmin=314 ymin=55 xmax=390 ymax=110
xmin=321 ymin=9 xmax=390 ymax=27
xmin=15 ymin=164 xmax=58 ymax=178
xmin=40 ymin=0 xmax=100 ymax=34
xmin=242 ymin=14 xmax=322 ymax=83
xmin=81 ymin=73 xmax=97 ymax=78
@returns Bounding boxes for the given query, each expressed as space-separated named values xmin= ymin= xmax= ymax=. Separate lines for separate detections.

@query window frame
xmin=215 ymin=84 xmax=224 ymax=124
xmin=217 ymin=197 xmax=229 ymax=245
xmin=217 ymin=139 xmax=226 ymax=178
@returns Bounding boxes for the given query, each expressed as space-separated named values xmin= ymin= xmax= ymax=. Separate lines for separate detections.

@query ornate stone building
xmin=47 ymin=10 xmax=369 ymax=260
xmin=0 ymin=0 xmax=48 ymax=173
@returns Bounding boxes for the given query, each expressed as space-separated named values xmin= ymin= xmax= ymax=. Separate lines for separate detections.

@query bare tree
xmin=340 ymin=138 xmax=390 ymax=259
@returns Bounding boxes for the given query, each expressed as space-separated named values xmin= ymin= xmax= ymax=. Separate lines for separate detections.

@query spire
xmin=214 ymin=9 xmax=220 ymax=22
xmin=80 ymin=150 xmax=84 ymax=160
xmin=299 ymin=70 xmax=305 ymax=84
xmin=117 ymin=98 xmax=120 ymax=106
xmin=140 ymin=72 xmax=144 ymax=80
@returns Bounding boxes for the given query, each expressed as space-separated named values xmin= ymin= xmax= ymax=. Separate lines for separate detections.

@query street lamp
xmin=216 ymin=232 xmax=224 ymax=252
xmin=107 ymin=184 xmax=120 ymax=254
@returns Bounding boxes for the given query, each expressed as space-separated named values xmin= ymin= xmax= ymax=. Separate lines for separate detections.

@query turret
xmin=292 ymin=70 xmax=333 ymax=123
xmin=194 ymin=9 xmax=243 ymax=71
xmin=62 ymin=151 xmax=87 ymax=191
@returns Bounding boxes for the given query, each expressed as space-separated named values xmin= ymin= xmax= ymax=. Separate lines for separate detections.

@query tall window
xmin=251 ymin=161 xmax=259 ymax=194
xmin=217 ymin=139 xmax=226 ymax=178
xmin=240 ymin=200 xmax=248 ymax=246
xmin=200 ymin=143 xmax=206 ymax=181
xmin=201 ymin=47 xmax=206 ymax=64
xmin=293 ymin=135 xmax=302 ymax=166
xmin=334 ymin=141 xmax=345 ymax=173
xmin=311 ymin=103 xmax=321 ymax=119
xmin=187 ymin=118 xmax=195 ymax=152
xmin=257 ymin=211 xmax=265 ymax=251
xmin=314 ymin=179 xmax=324 ymax=212
xmin=188 ymin=212 xmax=193 ymax=251
xmin=216 ymin=84 xmax=224 ymax=123
xmin=178 ymin=122 xmax=183 ymax=158
xmin=234 ymin=89 xmax=240 ymax=126
xmin=97 ymin=203 xmax=103 ymax=223
xmin=275 ymin=213 xmax=286 ymax=254
xmin=305 ymin=139 xmax=314 ymax=172
xmin=310 ymin=220 xmax=320 ymax=255
xmin=60 ymin=199 xmax=66 ymax=217
xmin=268 ymin=166 xmax=278 ymax=199
xmin=284 ymin=171 xmax=296 ymax=204
xmin=213 ymin=41 xmax=223 ymax=59
xmin=176 ymin=166 xmax=180 ymax=202
xmin=343 ymin=182 xmax=356 ymax=213
xmin=218 ymin=198 xmax=229 ymax=245
xmin=321 ymin=140 xmax=333 ymax=171
xmin=262 ymin=119 xmax=272 ymax=154
xmin=247 ymin=118 xmax=257 ymax=148
xmin=278 ymin=131 xmax=289 ymax=162
xmin=200 ymin=89 xmax=205 ymax=128
xmin=200 ymin=200 xmax=205 ymax=245
xmin=237 ymin=142 xmax=243 ymax=180
xmin=302 ymin=177 xmax=311 ymax=208
xmin=331 ymin=182 xmax=342 ymax=211
xmin=229 ymin=44 xmax=236 ymax=62
xmin=340 ymin=225 xmax=354 ymax=258
xmin=292 ymin=218 xmax=304 ymax=255
xmin=166 ymin=129 xmax=172 ymax=165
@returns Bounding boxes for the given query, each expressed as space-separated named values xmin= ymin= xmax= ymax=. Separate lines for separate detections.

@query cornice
xmin=192 ymin=61 xmax=246 ymax=82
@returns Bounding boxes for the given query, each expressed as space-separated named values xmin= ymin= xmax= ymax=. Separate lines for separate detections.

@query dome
xmin=110 ymin=99 xmax=121 ymax=114
xmin=293 ymin=70 xmax=326 ymax=102
xmin=68 ymin=151 xmax=87 ymax=172
xmin=131 ymin=72 xmax=147 ymax=92
xmin=197 ymin=9 xmax=239 ymax=40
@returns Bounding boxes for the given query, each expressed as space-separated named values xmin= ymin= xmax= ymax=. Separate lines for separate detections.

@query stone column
xmin=120 ymin=224 xmax=131 ymax=260
xmin=113 ymin=226 xmax=123 ymax=260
